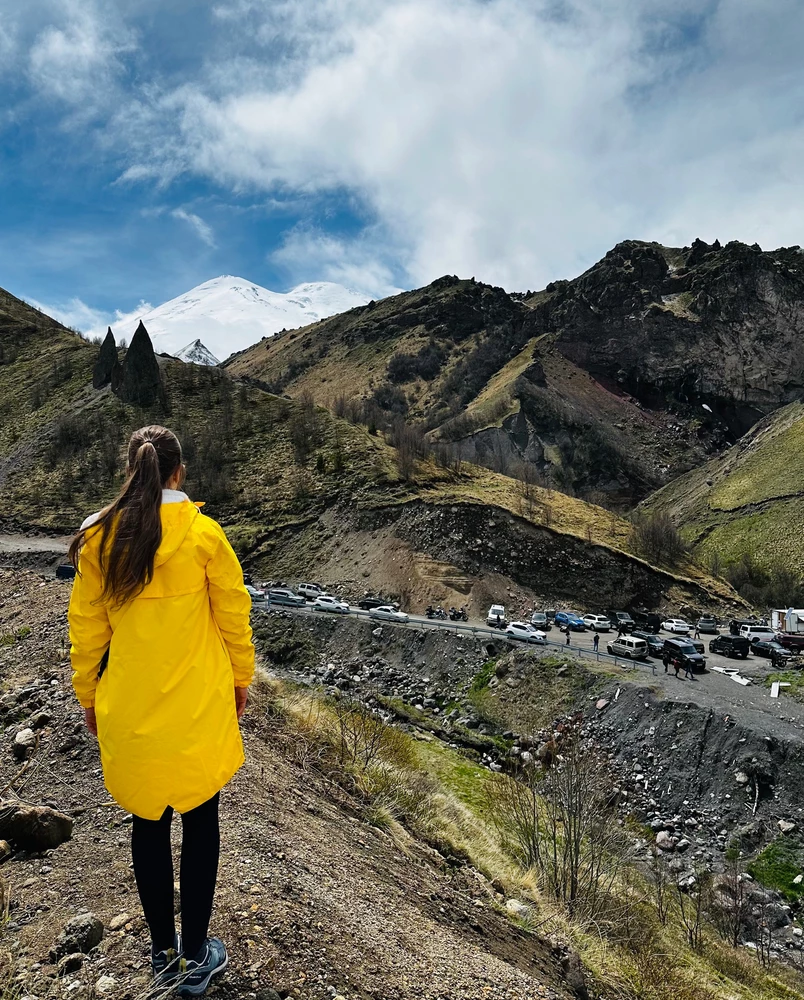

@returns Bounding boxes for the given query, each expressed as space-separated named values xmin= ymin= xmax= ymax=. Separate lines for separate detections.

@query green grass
xmin=748 ymin=837 xmax=804 ymax=902
xmin=765 ymin=671 xmax=804 ymax=704
xmin=0 ymin=626 xmax=31 ymax=647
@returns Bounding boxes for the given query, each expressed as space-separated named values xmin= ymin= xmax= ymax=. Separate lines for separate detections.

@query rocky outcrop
xmin=111 ymin=321 xmax=163 ymax=406
xmin=538 ymin=239 xmax=804 ymax=438
xmin=91 ymin=328 xmax=119 ymax=389
xmin=0 ymin=800 xmax=73 ymax=852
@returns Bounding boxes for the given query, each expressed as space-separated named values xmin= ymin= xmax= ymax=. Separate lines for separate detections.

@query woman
xmin=68 ymin=425 xmax=254 ymax=997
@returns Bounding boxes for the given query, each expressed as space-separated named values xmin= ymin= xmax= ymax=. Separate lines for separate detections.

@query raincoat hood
xmin=154 ymin=498 xmax=201 ymax=567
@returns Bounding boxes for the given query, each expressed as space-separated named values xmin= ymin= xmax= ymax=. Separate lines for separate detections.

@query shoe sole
xmin=174 ymin=951 xmax=229 ymax=997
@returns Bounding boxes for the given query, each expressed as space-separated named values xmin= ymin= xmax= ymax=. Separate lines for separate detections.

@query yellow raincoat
xmin=68 ymin=493 xmax=255 ymax=820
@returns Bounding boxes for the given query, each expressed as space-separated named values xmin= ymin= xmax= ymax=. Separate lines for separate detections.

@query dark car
xmin=777 ymin=633 xmax=804 ymax=653
xmin=663 ymin=638 xmax=707 ymax=673
xmin=750 ymin=640 xmax=793 ymax=665
xmin=631 ymin=630 xmax=664 ymax=657
xmin=267 ymin=588 xmax=306 ymax=607
xmin=690 ymin=638 xmax=705 ymax=654
xmin=529 ymin=611 xmax=552 ymax=632
xmin=607 ymin=610 xmax=636 ymax=631
xmin=709 ymin=634 xmax=750 ymax=659
xmin=55 ymin=564 xmax=76 ymax=580
xmin=696 ymin=616 xmax=719 ymax=634
xmin=358 ymin=596 xmax=400 ymax=611
xmin=631 ymin=610 xmax=662 ymax=632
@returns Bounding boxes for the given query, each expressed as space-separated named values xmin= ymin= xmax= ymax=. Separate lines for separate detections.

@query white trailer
xmin=771 ymin=609 xmax=804 ymax=633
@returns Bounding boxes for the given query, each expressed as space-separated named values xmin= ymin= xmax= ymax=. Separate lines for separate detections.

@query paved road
xmin=259 ymin=602 xmax=804 ymax=740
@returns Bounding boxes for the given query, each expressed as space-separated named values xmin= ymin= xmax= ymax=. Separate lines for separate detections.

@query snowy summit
xmin=174 ymin=340 xmax=220 ymax=366
xmin=110 ymin=275 xmax=370 ymax=361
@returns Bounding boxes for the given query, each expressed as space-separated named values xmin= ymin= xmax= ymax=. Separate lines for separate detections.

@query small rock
xmin=95 ymin=975 xmax=117 ymax=995
xmin=779 ymin=820 xmax=797 ymax=834
xmin=12 ymin=728 xmax=36 ymax=760
xmin=595 ymin=699 xmax=609 ymax=711
xmin=656 ymin=831 xmax=677 ymax=852
xmin=505 ymin=898 xmax=531 ymax=919
xmin=256 ymin=992 xmax=283 ymax=1000
xmin=794 ymin=875 xmax=803 ymax=885
xmin=50 ymin=912 xmax=104 ymax=961
xmin=734 ymin=771 xmax=750 ymax=785
xmin=29 ymin=711 xmax=52 ymax=731
xmin=0 ymin=839 xmax=11 ymax=862
xmin=0 ymin=801 xmax=73 ymax=852
xmin=57 ymin=953 xmax=86 ymax=977
xmin=108 ymin=913 xmax=131 ymax=932
xmin=676 ymin=838 xmax=691 ymax=852
xmin=371 ymin=627 xmax=382 ymax=638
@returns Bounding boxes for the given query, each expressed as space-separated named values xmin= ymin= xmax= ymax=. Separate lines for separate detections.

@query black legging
xmin=131 ymin=793 xmax=220 ymax=960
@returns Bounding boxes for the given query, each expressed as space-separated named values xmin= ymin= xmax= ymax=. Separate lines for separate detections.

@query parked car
xmin=663 ymin=638 xmax=706 ymax=673
xmin=369 ymin=605 xmax=410 ymax=623
xmin=631 ymin=610 xmax=661 ymax=632
xmin=662 ymin=619 xmax=692 ymax=634
xmin=708 ymin=634 xmax=750 ymax=659
xmin=750 ymin=640 xmax=793 ymax=664
xmin=298 ymin=582 xmax=326 ymax=600
xmin=607 ymin=610 xmax=636 ymax=631
xmin=739 ymin=625 xmax=777 ymax=643
xmin=555 ymin=611 xmax=586 ymax=631
xmin=267 ymin=588 xmax=306 ymax=607
xmin=245 ymin=584 xmax=266 ymax=603
xmin=487 ymin=604 xmax=507 ymax=627
xmin=607 ymin=635 xmax=649 ymax=660
xmin=582 ymin=614 xmax=612 ymax=632
xmin=313 ymin=594 xmax=350 ymax=614
xmin=631 ymin=631 xmax=665 ymax=657
xmin=506 ymin=622 xmax=547 ymax=644
xmin=358 ymin=596 xmax=399 ymax=611
xmin=729 ymin=617 xmax=759 ymax=636
xmin=777 ymin=633 xmax=804 ymax=653
xmin=55 ymin=564 xmax=76 ymax=580
xmin=696 ymin=616 xmax=719 ymax=634
xmin=529 ymin=611 xmax=552 ymax=631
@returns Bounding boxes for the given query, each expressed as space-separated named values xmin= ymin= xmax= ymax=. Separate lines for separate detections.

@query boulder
xmin=50 ymin=912 xmax=104 ymax=961
xmin=655 ymin=830 xmax=677 ymax=852
xmin=504 ymin=898 xmax=531 ymax=920
xmin=0 ymin=801 xmax=73 ymax=852
xmin=12 ymin=728 xmax=36 ymax=760
xmin=778 ymin=819 xmax=797 ymax=834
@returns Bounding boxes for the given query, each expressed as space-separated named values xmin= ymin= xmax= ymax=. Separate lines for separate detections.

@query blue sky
xmin=2 ymin=0 xmax=804 ymax=331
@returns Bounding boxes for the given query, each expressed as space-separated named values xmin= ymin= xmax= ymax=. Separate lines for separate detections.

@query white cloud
xmin=111 ymin=0 xmax=804 ymax=289
xmin=272 ymin=226 xmax=403 ymax=298
xmin=171 ymin=208 xmax=217 ymax=247
xmin=27 ymin=0 xmax=134 ymax=109
xmin=33 ymin=295 xmax=153 ymax=340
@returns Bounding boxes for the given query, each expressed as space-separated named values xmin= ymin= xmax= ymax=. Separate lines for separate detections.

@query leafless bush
xmin=710 ymin=863 xmax=749 ymax=947
xmin=629 ymin=512 xmax=688 ymax=566
xmin=289 ymin=390 xmax=322 ymax=464
xmin=648 ymin=847 xmax=671 ymax=925
xmin=487 ymin=721 xmax=634 ymax=919
xmin=676 ymin=870 xmax=711 ymax=952
xmin=332 ymin=692 xmax=412 ymax=773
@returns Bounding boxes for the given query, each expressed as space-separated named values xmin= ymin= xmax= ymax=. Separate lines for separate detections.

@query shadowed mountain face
xmin=227 ymin=238 xmax=804 ymax=508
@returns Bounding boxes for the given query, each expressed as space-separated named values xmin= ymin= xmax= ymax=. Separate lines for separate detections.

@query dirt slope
xmin=0 ymin=570 xmax=565 ymax=1000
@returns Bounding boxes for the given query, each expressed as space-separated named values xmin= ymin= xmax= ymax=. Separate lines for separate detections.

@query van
xmin=607 ymin=610 xmax=636 ymax=631
xmin=267 ymin=588 xmax=306 ymax=607
xmin=606 ymin=636 xmax=649 ymax=660
xmin=487 ymin=604 xmax=506 ymax=627
xmin=298 ymin=582 xmax=325 ymax=600
xmin=739 ymin=625 xmax=776 ymax=642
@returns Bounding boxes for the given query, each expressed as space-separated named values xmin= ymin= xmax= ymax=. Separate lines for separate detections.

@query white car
xmin=582 ymin=614 xmax=611 ymax=632
xmin=312 ymin=595 xmax=350 ymax=614
xmin=505 ymin=622 xmax=547 ymax=644
xmin=662 ymin=619 xmax=692 ymax=634
xmin=369 ymin=605 xmax=410 ymax=623
xmin=245 ymin=585 xmax=266 ymax=603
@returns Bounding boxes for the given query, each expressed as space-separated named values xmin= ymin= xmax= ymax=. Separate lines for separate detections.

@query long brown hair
xmin=69 ymin=425 xmax=184 ymax=605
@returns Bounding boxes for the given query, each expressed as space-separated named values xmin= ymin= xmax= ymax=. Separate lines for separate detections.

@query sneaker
xmin=152 ymin=933 xmax=182 ymax=986
xmin=175 ymin=938 xmax=229 ymax=997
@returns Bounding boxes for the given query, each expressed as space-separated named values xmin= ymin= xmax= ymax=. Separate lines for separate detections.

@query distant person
xmin=593 ymin=633 xmax=599 ymax=652
xmin=67 ymin=425 xmax=254 ymax=997
xmin=694 ymin=625 xmax=701 ymax=639
xmin=564 ymin=626 xmax=571 ymax=646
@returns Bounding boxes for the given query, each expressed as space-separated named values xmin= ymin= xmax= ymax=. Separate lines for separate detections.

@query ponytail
xmin=68 ymin=425 xmax=183 ymax=606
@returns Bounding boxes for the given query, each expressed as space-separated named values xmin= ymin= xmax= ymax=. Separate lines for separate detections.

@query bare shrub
xmin=289 ymin=390 xmax=322 ymax=465
xmin=629 ymin=511 xmax=688 ymax=566
xmin=676 ymin=870 xmax=711 ymax=951
xmin=648 ymin=847 xmax=670 ymax=925
xmin=487 ymin=720 xmax=634 ymax=919
xmin=710 ymin=863 xmax=749 ymax=947
xmin=332 ymin=692 xmax=413 ymax=773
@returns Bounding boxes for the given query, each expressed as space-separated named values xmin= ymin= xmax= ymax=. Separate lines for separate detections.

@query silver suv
xmin=606 ymin=635 xmax=649 ymax=660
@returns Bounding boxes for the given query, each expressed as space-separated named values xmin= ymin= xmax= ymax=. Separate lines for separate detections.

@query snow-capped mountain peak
xmin=107 ymin=275 xmax=371 ymax=361
xmin=174 ymin=339 xmax=220 ymax=366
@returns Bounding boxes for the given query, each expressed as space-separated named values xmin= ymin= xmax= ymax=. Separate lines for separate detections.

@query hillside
xmin=0 ymin=285 xmax=736 ymax=614
xmin=640 ymin=401 xmax=804 ymax=576
xmin=225 ymin=239 xmax=804 ymax=509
